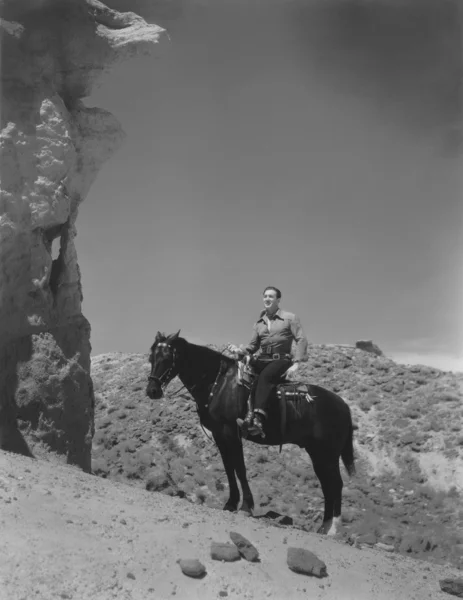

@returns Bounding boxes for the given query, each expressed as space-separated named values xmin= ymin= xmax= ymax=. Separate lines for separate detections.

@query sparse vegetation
xmin=89 ymin=347 xmax=463 ymax=569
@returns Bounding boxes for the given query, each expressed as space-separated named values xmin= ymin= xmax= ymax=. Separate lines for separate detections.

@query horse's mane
xmin=185 ymin=340 xmax=236 ymax=366
xmin=151 ymin=333 xmax=236 ymax=366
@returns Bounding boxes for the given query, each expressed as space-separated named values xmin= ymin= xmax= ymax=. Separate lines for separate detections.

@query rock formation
xmin=355 ymin=340 xmax=384 ymax=356
xmin=0 ymin=0 xmax=166 ymax=471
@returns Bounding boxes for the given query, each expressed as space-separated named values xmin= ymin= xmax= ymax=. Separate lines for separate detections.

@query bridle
xmin=147 ymin=339 xmax=231 ymax=443
xmin=148 ymin=342 xmax=178 ymax=390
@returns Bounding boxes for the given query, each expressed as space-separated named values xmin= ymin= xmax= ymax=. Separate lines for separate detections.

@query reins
xmin=195 ymin=356 xmax=229 ymax=442
xmin=150 ymin=343 xmax=232 ymax=443
xmin=167 ymin=374 xmax=215 ymax=442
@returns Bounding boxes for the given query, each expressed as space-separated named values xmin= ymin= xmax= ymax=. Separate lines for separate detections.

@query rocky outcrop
xmin=355 ymin=340 xmax=384 ymax=356
xmin=0 ymin=0 xmax=166 ymax=471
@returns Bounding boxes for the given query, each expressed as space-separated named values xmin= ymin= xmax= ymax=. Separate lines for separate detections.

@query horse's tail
xmin=341 ymin=407 xmax=356 ymax=477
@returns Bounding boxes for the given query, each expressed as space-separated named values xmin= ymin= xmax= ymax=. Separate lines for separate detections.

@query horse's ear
xmin=169 ymin=329 xmax=181 ymax=341
xmin=155 ymin=331 xmax=163 ymax=343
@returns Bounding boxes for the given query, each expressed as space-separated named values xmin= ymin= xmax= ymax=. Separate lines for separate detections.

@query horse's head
xmin=146 ymin=330 xmax=182 ymax=400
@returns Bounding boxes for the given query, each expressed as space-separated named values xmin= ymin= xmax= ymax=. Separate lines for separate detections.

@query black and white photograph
xmin=0 ymin=0 xmax=462 ymax=598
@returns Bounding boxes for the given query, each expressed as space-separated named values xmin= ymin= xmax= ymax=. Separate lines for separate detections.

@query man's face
xmin=263 ymin=289 xmax=280 ymax=312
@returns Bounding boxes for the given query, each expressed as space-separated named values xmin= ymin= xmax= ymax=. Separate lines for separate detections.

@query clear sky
xmin=76 ymin=0 xmax=462 ymax=371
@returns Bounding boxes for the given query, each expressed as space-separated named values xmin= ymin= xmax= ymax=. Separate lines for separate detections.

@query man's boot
xmin=248 ymin=409 xmax=266 ymax=438
xmin=237 ymin=380 xmax=258 ymax=437
xmin=237 ymin=411 xmax=254 ymax=438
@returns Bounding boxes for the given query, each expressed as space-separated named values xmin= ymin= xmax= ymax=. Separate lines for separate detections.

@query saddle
xmin=237 ymin=358 xmax=314 ymax=402
xmin=237 ymin=358 xmax=315 ymax=451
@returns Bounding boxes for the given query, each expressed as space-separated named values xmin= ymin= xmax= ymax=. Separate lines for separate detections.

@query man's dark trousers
xmin=253 ymin=358 xmax=292 ymax=415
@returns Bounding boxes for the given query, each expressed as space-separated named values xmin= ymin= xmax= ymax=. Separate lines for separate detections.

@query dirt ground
xmin=0 ymin=451 xmax=460 ymax=600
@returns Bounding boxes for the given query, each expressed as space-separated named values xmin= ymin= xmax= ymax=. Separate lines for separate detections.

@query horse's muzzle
xmin=146 ymin=378 xmax=163 ymax=400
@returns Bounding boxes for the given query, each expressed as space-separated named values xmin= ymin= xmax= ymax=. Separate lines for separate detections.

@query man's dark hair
xmin=263 ymin=286 xmax=281 ymax=299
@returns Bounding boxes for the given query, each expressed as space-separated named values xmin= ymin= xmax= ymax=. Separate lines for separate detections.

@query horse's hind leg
xmin=307 ymin=447 xmax=343 ymax=537
xmin=213 ymin=431 xmax=240 ymax=512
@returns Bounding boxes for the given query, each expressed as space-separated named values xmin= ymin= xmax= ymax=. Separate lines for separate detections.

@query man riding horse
xmin=229 ymin=286 xmax=308 ymax=437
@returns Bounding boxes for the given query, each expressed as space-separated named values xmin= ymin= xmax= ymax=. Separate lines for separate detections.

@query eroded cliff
xmin=0 ymin=0 xmax=166 ymax=471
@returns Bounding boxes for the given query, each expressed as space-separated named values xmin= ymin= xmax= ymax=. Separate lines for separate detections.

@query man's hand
xmin=227 ymin=344 xmax=245 ymax=356
xmin=285 ymin=363 xmax=299 ymax=380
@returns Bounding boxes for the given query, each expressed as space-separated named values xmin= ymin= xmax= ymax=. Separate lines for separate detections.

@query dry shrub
xmin=436 ymin=392 xmax=461 ymax=403
xmin=145 ymin=467 xmax=172 ymax=492
xmin=91 ymin=457 xmax=109 ymax=477
xmin=256 ymin=452 xmax=269 ymax=464
xmin=358 ymin=397 xmax=373 ymax=412
xmin=402 ymin=403 xmax=422 ymax=419
xmin=192 ymin=468 xmax=207 ymax=487
xmin=124 ymin=463 xmax=144 ymax=480
xmin=195 ymin=489 xmax=207 ymax=504
xmin=429 ymin=418 xmax=444 ymax=432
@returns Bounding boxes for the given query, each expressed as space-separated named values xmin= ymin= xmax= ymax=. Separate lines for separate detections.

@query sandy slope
xmin=0 ymin=451 xmax=459 ymax=600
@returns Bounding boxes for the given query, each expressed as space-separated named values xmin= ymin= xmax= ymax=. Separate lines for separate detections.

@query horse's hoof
xmin=317 ymin=517 xmax=340 ymax=536
xmin=223 ymin=503 xmax=238 ymax=512
xmin=240 ymin=505 xmax=254 ymax=516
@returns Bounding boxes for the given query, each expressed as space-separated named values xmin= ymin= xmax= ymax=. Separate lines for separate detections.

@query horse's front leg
xmin=213 ymin=430 xmax=240 ymax=511
xmin=230 ymin=434 xmax=254 ymax=515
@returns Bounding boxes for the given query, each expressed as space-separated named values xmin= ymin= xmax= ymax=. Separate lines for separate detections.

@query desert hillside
xmin=22 ymin=342 xmax=463 ymax=569
xmin=0 ymin=449 xmax=461 ymax=600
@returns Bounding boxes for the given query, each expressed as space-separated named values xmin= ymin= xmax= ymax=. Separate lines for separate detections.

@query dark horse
xmin=146 ymin=330 xmax=355 ymax=535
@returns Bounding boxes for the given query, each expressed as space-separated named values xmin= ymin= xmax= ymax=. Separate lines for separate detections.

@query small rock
xmin=211 ymin=542 xmax=241 ymax=562
xmin=230 ymin=532 xmax=260 ymax=562
xmin=177 ymin=559 xmax=206 ymax=578
xmin=278 ymin=516 xmax=293 ymax=526
xmin=126 ymin=572 xmax=135 ymax=580
xmin=375 ymin=543 xmax=394 ymax=553
xmin=439 ymin=578 xmax=463 ymax=598
xmin=356 ymin=533 xmax=377 ymax=546
xmin=120 ymin=518 xmax=127 ymax=525
xmin=287 ymin=547 xmax=327 ymax=578
xmin=263 ymin=510 xmax=282 ymax=520
xmin=379 ymin=534 xmax=397 ymax=546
